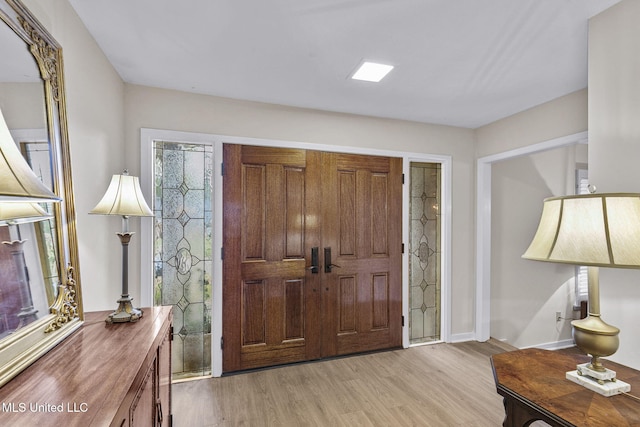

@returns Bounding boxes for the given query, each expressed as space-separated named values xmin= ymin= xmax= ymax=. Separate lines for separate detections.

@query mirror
xmin=0 ymin=0 xmax=82 ymax=387
xmin=0 ymin=19 xmax=54 ymax=335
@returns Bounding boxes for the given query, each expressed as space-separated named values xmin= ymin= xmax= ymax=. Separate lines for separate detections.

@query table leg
xmin=502 ymin=396 xmax=542 ymax=427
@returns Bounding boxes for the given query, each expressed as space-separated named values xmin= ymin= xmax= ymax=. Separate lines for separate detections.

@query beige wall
xmin=26 ymin=0 xmax=126 ymax=312
xmin=476 ymin=89 xmax=587 ymax=158
xmin=588 ymin=0 xmax=640 ymax=369
xmin=0 ymin=83 xmax=46 ymax=128
xmin=124 ymin=85 xmax=478 ymax=335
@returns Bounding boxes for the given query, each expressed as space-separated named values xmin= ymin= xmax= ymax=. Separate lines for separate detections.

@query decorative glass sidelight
xmin=409 ymin=162 xmax=441 ymax=344
xmin=153 ymin=141 xmax=213 ymax=378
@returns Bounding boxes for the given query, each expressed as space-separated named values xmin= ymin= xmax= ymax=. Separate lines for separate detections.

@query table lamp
xmin=90 ymin=171 xmax=153 ymax=323
xmin=0 ymin=202 xmax=53 ymax=328
xmin=523 ymin=192 xmax=640 ymax=396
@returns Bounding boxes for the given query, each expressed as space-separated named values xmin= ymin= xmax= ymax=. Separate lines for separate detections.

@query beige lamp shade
xmin=90 ymin=173 xmax=153 ymax=217
xmin=0 ymin=108 xmax=61 ymax=203
xmin=0 ymin=202 xmax=52 ymax=226
xmin=523 ymin=193 xmax=640 ymax=268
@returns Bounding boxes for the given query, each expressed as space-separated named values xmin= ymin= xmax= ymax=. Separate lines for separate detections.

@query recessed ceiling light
xmin=351 ymin=61 xmax=394 ymax=82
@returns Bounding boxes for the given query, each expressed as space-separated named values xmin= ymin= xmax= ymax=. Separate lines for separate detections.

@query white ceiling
xmin=67 ymin=0 xmax=620 ymax=129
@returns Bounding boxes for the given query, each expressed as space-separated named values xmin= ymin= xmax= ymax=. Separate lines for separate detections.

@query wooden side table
xmin=491 ymin=348 xmax=640 ymax=426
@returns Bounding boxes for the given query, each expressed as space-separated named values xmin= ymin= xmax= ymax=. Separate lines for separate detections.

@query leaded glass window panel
xmin=409 ymin=162 xmax=441 ymax=344
xmin=153 ymin=141 xmax=213 ymax=379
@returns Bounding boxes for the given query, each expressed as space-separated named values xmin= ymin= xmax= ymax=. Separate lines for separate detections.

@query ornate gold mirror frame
xmin=0 ymin=0 xmax=82 ymax=387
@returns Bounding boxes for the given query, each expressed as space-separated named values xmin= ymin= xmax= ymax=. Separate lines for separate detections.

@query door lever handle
xmin=324 ymin=247 xmax=341 ymax=273
xmin=309 ymin=247 xmax=319 ymax=274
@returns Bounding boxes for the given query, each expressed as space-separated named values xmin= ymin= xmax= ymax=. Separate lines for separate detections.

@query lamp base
xmin=105 ymin=295 xmax=143 ymax=323
xmin=566 ymin=363 xmax=630 ymax=397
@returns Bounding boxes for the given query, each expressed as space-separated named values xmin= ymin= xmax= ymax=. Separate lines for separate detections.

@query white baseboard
xmin=524 ymin=338 xmax=575 ymax=351
xmin=446 ymin=334 xmax=574 ymax=351
xmin=449 ymin=332 xmax=477 ymax=343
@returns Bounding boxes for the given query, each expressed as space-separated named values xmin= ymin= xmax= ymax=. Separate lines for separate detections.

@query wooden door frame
xmin=140 ymin=129 xmax=452 ymax=377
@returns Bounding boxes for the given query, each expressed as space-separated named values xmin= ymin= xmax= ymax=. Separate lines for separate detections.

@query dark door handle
xmin=308 ymin=247 xmax=319 ymax=274
xmin=324 ymin=247 xmax=341 ymax=273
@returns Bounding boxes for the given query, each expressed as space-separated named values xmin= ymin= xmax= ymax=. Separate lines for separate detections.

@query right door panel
xmin=320 ymin=152 xmax=403 ymax=357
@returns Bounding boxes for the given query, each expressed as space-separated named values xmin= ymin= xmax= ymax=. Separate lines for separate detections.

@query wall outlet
xmin=556 ymin=311 xmax=562 ymax=322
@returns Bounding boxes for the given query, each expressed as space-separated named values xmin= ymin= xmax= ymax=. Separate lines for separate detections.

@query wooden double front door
xmin=222 ymin=144 xmax=402 ymax=372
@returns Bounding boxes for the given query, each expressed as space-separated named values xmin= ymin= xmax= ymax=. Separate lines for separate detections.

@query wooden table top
xmin=0 ymin=306 xmax=172 ymax=426
xmin=491 ymin=348 xmax=640 ymax=426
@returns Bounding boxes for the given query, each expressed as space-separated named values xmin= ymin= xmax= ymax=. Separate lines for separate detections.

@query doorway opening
xmin=475 ymin=131 xmax=587 ymax=344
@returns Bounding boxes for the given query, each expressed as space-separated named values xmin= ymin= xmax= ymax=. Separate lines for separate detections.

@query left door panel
xmin=223 ymin=145 xmax=322 ymax=371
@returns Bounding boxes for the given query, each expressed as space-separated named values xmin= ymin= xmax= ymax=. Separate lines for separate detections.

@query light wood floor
xmin=173 ymin=339 xmax=516 ymax=426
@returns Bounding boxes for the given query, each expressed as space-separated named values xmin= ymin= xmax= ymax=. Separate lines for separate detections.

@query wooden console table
xmin=0 ymin=306 xmax=172 ymax=426
xmin=491 ymin=348 xmax=640 ymax=426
